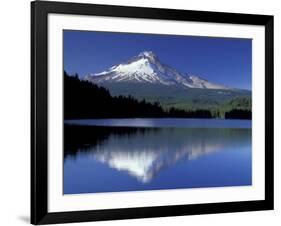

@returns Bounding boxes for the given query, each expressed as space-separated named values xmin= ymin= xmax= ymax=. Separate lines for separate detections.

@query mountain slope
xmin=84 ymin=51 xmax=251 ymax=110
xmin=85 ymin=51 xmax=230 ymax=90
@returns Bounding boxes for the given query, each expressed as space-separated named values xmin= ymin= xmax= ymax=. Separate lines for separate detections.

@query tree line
xmin=64 ymin=71 xmax=251 ymax=119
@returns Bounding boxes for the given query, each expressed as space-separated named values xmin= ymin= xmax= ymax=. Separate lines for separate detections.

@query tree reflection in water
xmin=64 ymin=125 xmax=251 ymax=183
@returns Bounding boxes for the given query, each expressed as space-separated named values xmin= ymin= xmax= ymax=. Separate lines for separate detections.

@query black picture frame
xmin=31 ymin=0 xmax=274 ymax=224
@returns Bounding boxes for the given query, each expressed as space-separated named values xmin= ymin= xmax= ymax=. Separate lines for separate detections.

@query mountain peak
xmin=85 ymin=51 xmax=230 ymax=90
xmin=136 ymin=51 xmax=159 ymax=64
xmin=138 ymin=51 xmax=157 ymax=59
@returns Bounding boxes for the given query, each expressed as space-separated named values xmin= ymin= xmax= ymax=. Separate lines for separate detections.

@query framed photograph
xmin=31 ymin=1 xmax=274 ymax=224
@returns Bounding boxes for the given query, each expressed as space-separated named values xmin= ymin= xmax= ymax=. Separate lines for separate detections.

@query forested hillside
xmin=64 ymin=72 xmax=251 ymax=119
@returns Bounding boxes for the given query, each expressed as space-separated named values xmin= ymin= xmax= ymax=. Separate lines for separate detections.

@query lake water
xmin=64 ymin=118 xmax=252 ymax=194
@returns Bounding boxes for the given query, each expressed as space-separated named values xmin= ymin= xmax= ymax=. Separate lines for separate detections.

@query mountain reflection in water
xmin=64 ymin=123 xmax=251 ymax=194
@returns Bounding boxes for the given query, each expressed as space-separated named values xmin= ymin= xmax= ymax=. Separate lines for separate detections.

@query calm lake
xmin=64 ymin=118 xmax=252 ymax=194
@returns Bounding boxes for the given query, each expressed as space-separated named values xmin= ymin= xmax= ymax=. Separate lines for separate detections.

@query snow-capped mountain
xmin=85 ymin=51 xmax=229 ymax=90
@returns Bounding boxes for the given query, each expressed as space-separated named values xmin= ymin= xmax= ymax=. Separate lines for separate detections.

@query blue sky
xmin=64 ymin=30 xmax=252 ymax=90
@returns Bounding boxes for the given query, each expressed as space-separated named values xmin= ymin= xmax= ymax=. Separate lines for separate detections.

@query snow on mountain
xmin=85 ymin=51 xmax=230 ymax=90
